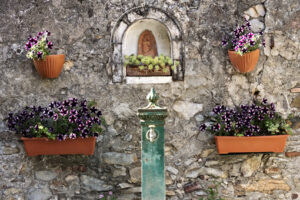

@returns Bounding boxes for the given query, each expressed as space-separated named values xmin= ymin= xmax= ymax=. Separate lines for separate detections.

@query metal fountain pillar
xmin=137 ymin=88 xmax=168 ymax=200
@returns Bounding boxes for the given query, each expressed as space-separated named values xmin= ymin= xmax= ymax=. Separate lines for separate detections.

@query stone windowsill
xmin=126 ymin=76 xmax=172 ymax=84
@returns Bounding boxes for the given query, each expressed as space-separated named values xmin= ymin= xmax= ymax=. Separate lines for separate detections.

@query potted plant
xmin=199 ymin=98 xmax=292 ymax=154
xmin=222 ymin=19 xmax=265 ymax=73
xmin=124 ymin=54 xmax=179 ymax=76
xmin=25 ymin=31 xmax=65 ymax=78
xmin=5 ymin=98 xmax=104 ymax=156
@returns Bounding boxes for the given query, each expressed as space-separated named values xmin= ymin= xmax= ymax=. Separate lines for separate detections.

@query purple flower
xmin=78 ymin=123 xmax=85 ymax=131
xmin=53 ymin=113 xmax=58 ymax=121
xmin=81 ymin=129 xmax=89 ymax=138
xmin=69 ymin=115 xmax=77 ymax=123
xmin=257 ymin=115 xmax=264 ymax=121
xmin=70 ymin=109 xmax=78 ymax=116
xmin=70 ymin=100 xmax=78 ymax=107
xmin=62 ymin=100 xmax=70 ymax=107
xmin=37 ymin=51 xmax=43 ymax=59
xmin=81 ymin=100 xmax=87 ymax=107
xmin=262 ymin=98 xmax=268 ymax=104
xmin=213 ymin=106 xmax=222 ymax=114
xmin=55 ymin=101 xmax=62 ymax=107
xmin=69 ymin=133 xmax=76 ymax=139
xmin=48 ymin=110 xmax=54 ymax=118
xmin=96 ymin=111 xmax=102 ymax=117
xmin=49 ymin=102 xmax=55 ymax=109
xmin=270 ymin=103 xmax=275 ymax=111
xmin=99 ymin=194 xmax=104 ymax=198
xmin=25 ymin=42 xmax=32 ymax=50
xmin=46 ymin=30 xmax=51 ymax=36
xmin=57 ymin=134 xmax=64 ymax=141
xmin=108 ymin=191 xmax=113 ymax=195
xmin=34 ymin=124 xmax=39 ymax=131
xmin=222 ymin=40 xmax=228 ymax=46
xmin=86 ymin=120 xmax=92 ymax=127
xmin=246 ymin=21 xmax=251 ymax=29
xmin=47 ymin=41 xmax=53 ymax=49
xmin=199 ymin=124 xmax=207 ymax=131
xmin=60 ymin=108 xmax=68 ymax=116
xmin=30 ymin=37 xmax=38 ymax=44
xmin=250 ymin=40 xmax=255 ymax=46
xmin=90 ymin=107 xmax=97 ymax=113
xmin=247 ymin=32 xmax=254 ymax=39
xmin=212 ymin=123 xmax=221 ymax=131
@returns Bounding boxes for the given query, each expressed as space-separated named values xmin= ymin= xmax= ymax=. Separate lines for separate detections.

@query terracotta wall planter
xmin=126 ymin=65 xmax=171 ymax=76
xmin=228 ymin=49 xmax=259 ymax=73
xmin=215 ymin=135 xmax=288 ymax=154
xmin=33 ymin=54 xmax=65 ymax=78
xmin=21 ymin=137 xmax=96 ymax=156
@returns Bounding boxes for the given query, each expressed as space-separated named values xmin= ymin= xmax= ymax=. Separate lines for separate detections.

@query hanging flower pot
xmin=228 ymin=49 xmax=259 ymax=73
xmin=222 ymin=18 xmax=265 ymax=73
xmin=33 ymin=54 xmax=65 ymax=78
xmin=215 ymin=135 xmax=288 ymax=154
xmin=21 ymin=137 xmax=96 ymax=156
xmin=25 ymin=30 xmax=65 ymax=78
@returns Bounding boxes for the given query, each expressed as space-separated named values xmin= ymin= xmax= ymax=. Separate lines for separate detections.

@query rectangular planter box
xmin=126 ymin=65 xmax=171 ymax=76
xmin=21 ymin=137 xmax=96 ymax=156
xmin=215 ymin=135 xmax=289 ymax=154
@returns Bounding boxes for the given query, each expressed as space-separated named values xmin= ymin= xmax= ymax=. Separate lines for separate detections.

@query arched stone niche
xmin=110 ymin=6 xmax=184 ymax=83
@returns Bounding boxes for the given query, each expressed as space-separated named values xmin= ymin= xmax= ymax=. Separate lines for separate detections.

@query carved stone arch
xmin=110 ymin=6 xmax=184 ymax=83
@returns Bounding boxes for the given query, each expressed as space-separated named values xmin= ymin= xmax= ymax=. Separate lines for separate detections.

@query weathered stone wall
xmin=0 ymin=0 xmax=299 ymax=199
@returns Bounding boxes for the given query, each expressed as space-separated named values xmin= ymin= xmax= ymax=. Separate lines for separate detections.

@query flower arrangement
xmin=199 ymin=98 xmax=292 ymax=136
xmin=222 ymin=19 xmax=265 ymax=56
xmin=6 ymin=98 xmax=103 ymax=140
xmin=124 ymin=54 xmax=179 ymax=73
xmin=25 ymin=31 xmax=53 ymax=60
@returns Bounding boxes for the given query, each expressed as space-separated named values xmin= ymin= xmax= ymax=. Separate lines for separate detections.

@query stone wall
xmin=0 ymin=0 xmax=299 ymax=199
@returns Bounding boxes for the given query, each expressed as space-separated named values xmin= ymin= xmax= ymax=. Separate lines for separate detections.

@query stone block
xmin=35 ymin=171 xmax=58 ymax=181
xmin=80 ymin=175 xmax=113 ymax=192
xmin=291 ymin=95 xmax=300 ymax=108
xmin=102 ymin=152 xmax=138 ymax=165
xmin=129 ymin=167 xmax=141 ymax=183
xmin=241 ymin=154 xmax=263 ymax=177
xmin=238 ymin=179 xmax=290 ymax=194
xmin=250 ymin=19 xmax=265 ymax=32
xmin=173 ymin=100 xmax=203 ymax=120
xmin=166 ymin=166 xmax=179 ymax=175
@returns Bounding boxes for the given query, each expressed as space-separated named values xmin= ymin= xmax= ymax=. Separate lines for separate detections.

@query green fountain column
xmin=137 ymin=88 xmax=168 ymax=200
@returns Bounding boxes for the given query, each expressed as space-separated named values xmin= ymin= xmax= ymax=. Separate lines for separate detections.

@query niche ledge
xmin=126 ymin=76 xmax=172 ymax=84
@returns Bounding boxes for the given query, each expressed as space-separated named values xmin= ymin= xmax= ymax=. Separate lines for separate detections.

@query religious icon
xmin=138 ymin=30 xmax=158 ymax=57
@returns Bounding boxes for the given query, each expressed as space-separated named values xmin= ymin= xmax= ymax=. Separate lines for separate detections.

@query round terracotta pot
xmin=228 ymin=49 xmax=259 ymax=73
xmin=33 ymin=54 xmax=65 ymax=78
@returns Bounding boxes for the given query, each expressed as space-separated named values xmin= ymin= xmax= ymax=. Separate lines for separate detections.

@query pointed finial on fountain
xmin=145 ymin=88 xmax=160 ymax=109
